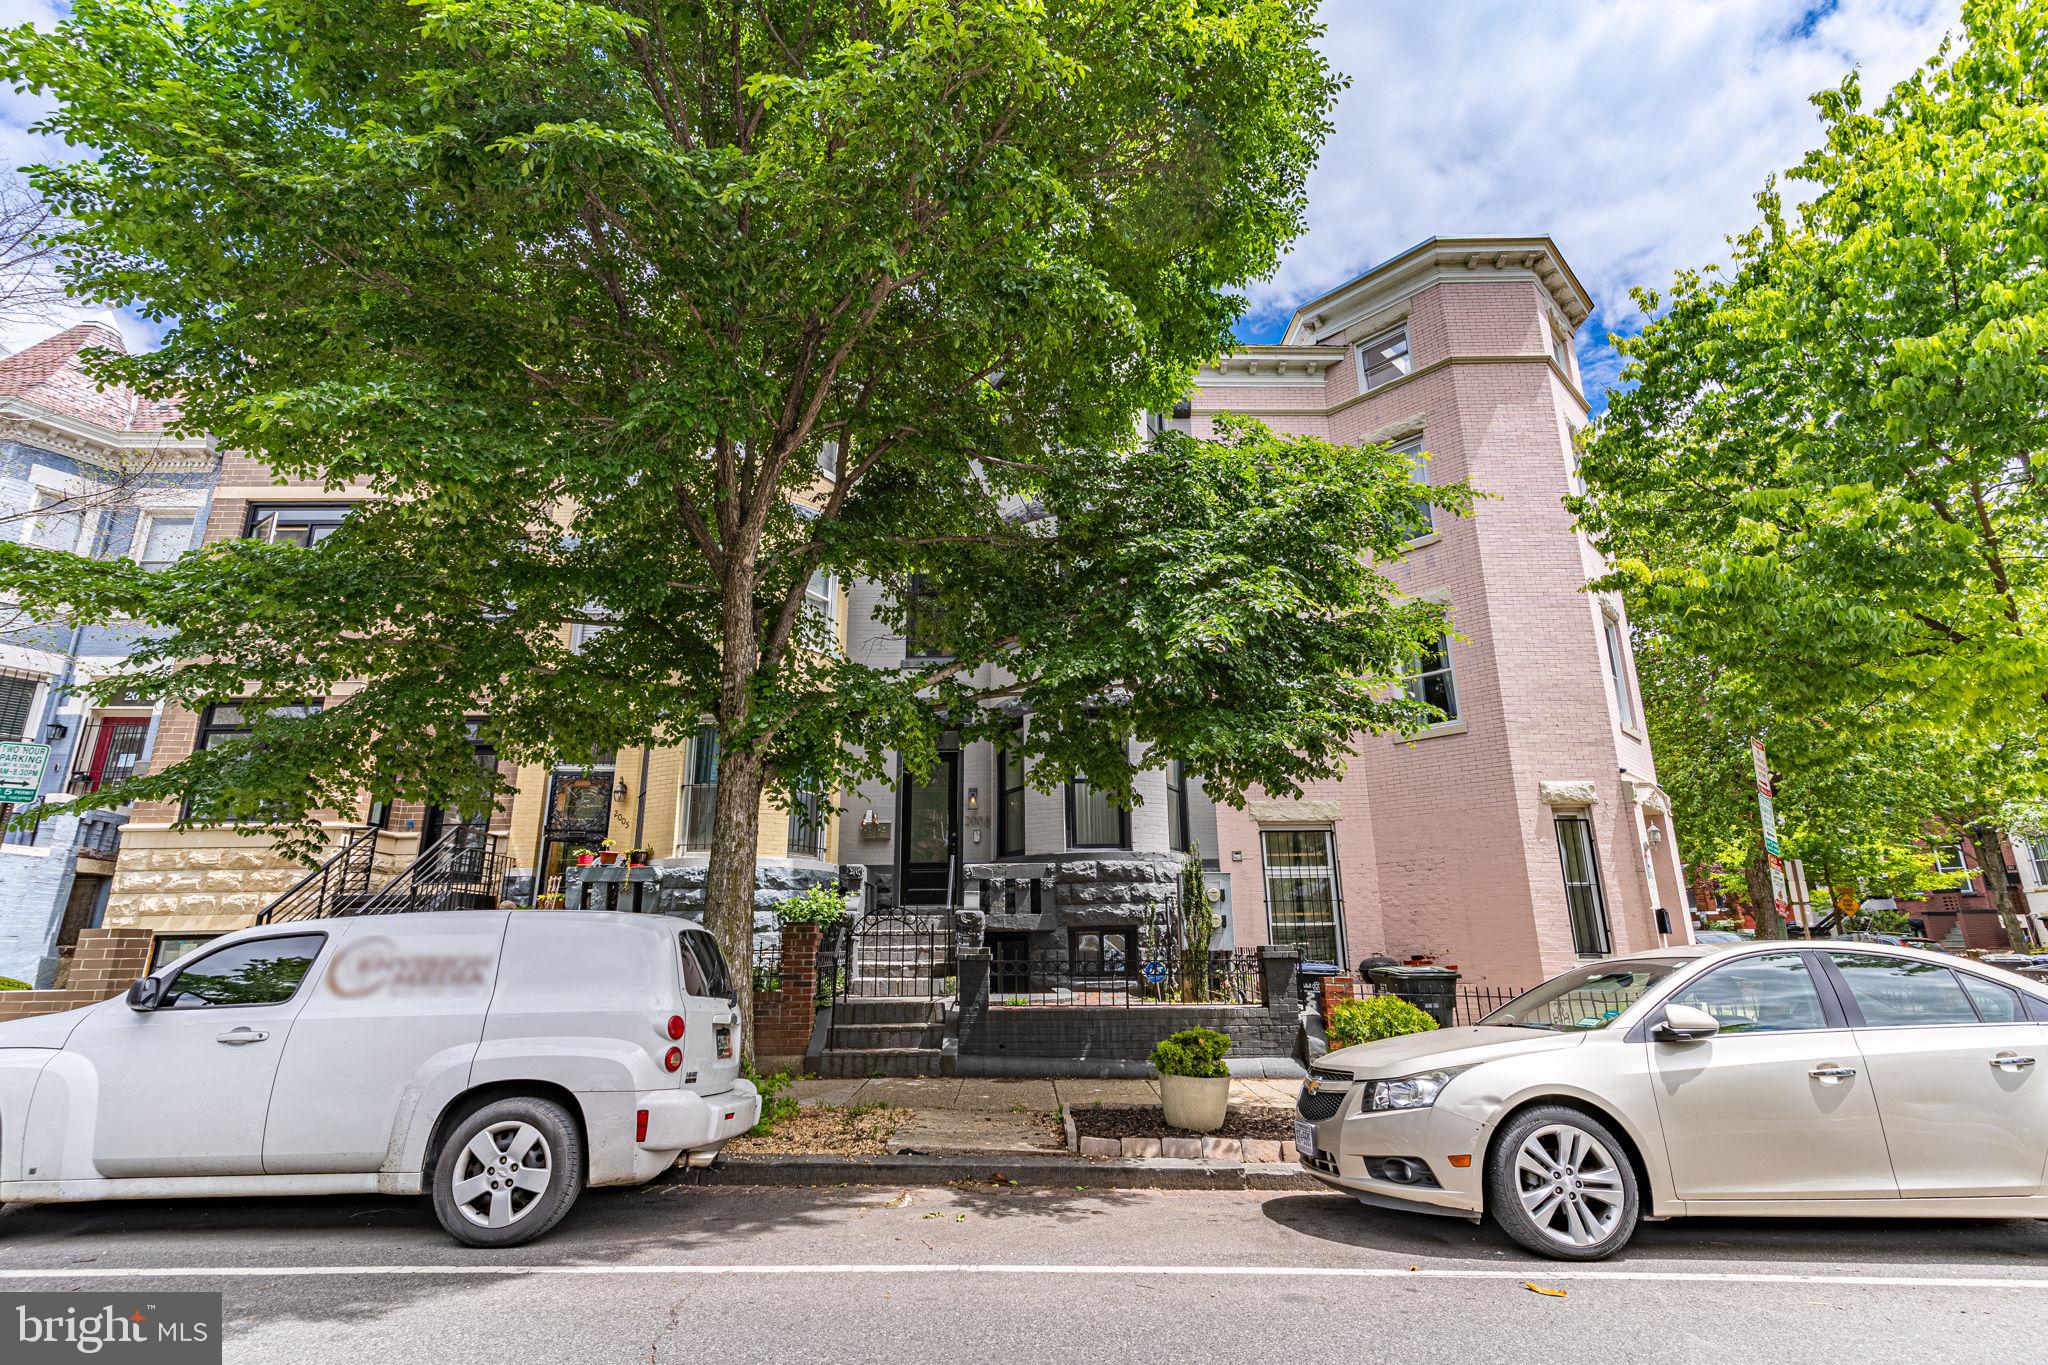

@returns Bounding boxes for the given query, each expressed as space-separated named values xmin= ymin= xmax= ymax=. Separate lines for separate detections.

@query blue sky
xmin=2 ymin=0 xmax=1964 ymax=407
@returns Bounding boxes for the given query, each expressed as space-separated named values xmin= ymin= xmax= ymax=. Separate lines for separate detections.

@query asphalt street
xmin=1 ymin=1178 xmax=2044 ymax=1364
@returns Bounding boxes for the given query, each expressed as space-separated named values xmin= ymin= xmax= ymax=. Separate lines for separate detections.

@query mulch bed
xmin=723 ymin=1104 xmax=904 ymax=1156
xmin=1067 ymin=1104 xmax=1294 ymax=1142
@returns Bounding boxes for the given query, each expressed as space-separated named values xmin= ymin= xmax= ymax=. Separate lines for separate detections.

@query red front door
xmin=84 ymin=716 xmax=150 ymax=791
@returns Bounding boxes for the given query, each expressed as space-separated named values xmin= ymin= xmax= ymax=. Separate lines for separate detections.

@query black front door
xmin=537 ymin=768 xmax=614 ymax=899
xmin=897 ymin=751 xmax=960 ymax=905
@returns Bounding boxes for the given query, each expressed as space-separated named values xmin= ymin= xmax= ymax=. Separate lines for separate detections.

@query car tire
xmin=1485 ymin=1105 xmax=1640 ymax=1261
xmin=430 ymin=1097 xmax=584 ymax=1249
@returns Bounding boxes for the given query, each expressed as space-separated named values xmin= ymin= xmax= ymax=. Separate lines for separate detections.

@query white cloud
xmin=1246 ymin=0 xmax=1962 ymax=398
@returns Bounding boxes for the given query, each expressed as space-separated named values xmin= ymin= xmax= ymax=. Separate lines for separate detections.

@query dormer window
xmin=1357 ymin=325 xmax=1412 ymax=391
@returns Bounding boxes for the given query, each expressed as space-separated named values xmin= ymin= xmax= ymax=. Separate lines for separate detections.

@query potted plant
xmin=573 ymin=848 xmax=595 ymax=868
xmin=597 ymin=838 xmax=620 ymax=866
xmin=628 ymin=847 xmax=651 ymax=868
xmin=1151 ymin=1026 xmax=1232 ymax=1133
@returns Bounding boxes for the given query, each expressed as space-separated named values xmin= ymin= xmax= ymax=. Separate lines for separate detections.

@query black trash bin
xmin=1366 ymin=964 xmax=1461 ymax=1029
xmin=1294 ymin=960 xmax=1342 ymax=1007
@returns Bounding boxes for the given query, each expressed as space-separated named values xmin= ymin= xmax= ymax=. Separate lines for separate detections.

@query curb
xmin=667 ymin=1152 xmax=1312 ymax=1192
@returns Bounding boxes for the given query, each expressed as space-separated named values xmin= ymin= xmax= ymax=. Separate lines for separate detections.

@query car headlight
xmin=1360 ymin=1068 xmax=1464 ymax=1112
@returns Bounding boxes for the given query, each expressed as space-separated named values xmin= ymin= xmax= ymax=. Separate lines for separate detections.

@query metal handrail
xmin=349 ymin=830 xmax=509 ymax=918
xmin=254 ymin=825 xmax=381 ymax=925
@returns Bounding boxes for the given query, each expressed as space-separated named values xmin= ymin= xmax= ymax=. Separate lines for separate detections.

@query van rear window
xmin=676 ymin=935 xmax=709 ymax=996
xmin=679 ymin=931 xmax=732 ymax=999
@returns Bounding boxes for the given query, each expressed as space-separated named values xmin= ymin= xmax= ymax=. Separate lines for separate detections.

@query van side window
xmin=676 ymin=934 xmax=709 ymax=997
xmin=163 ymin=934 xmax=325 ymax=1008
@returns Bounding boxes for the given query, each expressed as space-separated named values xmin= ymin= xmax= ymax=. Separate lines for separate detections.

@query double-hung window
xmin=2027 ymin=837 xmax=2048 ymax=889
xmin=187 ymin=701 xmax=322 ymax=822
xmin=25 ymin=489 xmax=85 ymax=552
xmin=1406 ymin=633 xmax=1458 ymax=723
xmin=1260 ymin=829 xmax=1342 ymax=965
xmin=902 ymin=573 xmax=951 ymax=660
xmin=1357 ymin=325 xmax=1412 ymax=391
xmin=1551 ymin=326 xmax=1575 ymax=379
xmin=805 ymin=567 xmax=836 ymax=646
xmin=1390 ymin=435 xmax=1433 ymax=540
xmin=681 ymin=725 xmax=719 ymax=852
xmin=997 ymin=729 xmax=1027 ymax=858
xmin=1067 ymin=774 xmax=1129 ymax=849
xmin=1602 ymin=614 xmax=1636 ymax=730
xmin=1166 ymin=759 xmax=1190 ymax=853
xmin=1934 ymin=844 xmax=1973 ymax=891
xmin=1554 ymin=813 xmax=1612 ymax=956
xmin=136 ymin=512 xmax=194 ymax=570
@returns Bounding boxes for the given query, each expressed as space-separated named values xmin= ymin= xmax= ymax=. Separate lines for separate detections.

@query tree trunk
xmin=1744 ymin=842 xmax=1786 ymax=940
xmin=1969 ymin=827 xmax=2031 ymax=951
xmin=705 ymin=745 xmax=768 ymax=1060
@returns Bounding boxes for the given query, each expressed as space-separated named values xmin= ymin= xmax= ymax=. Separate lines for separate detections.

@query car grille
xmin=1297 ymin=1088 xmax=1346 ymax=1122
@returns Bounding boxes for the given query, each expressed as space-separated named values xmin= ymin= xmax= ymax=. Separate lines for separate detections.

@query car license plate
xmin=715 ymin=1025 xmax=734 ymax=1060
xmin=1293 ymin=1118 xmax=1316 ymax=1159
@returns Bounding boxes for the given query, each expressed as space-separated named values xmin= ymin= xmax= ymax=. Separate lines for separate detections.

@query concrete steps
xmin=824 ymin=997 xmax=950 ymax=1077
xmin=817 ymin=1047 xmax=948 ymax=1078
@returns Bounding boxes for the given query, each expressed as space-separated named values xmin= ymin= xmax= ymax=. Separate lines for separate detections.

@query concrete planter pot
xmin=1159 ymin=1074 xmax=1230 ymax=1133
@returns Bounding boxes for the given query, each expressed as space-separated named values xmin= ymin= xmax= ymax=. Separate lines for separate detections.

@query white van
xmin=0 ymin=911 xmax=759 ymax=1246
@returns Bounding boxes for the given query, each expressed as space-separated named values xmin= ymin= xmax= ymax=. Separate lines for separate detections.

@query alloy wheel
xmin=1512 ymin=1123 xmax=1626 ymax=1250
xmin=449 ymin=1120 xmax=554 ymax=1229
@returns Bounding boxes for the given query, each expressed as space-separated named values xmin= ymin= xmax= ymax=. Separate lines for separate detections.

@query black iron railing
xmin=987 ymin=950 xmax=1262 ymax=1007
xmin=349 ymin=831 xmax=510 ymax=918
xmin=254 ymin=825 xmax=383 ymax=924
xmin=828 ymin=907 xmax=958 ymax=1001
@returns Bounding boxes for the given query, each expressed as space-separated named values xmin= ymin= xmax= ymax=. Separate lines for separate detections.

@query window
xmin=805 ymin=567 xmax=836 ymax=642
xmin=1406 ymin=633 xmax=1458 ymax=722
xmin=818 ymin=440 xmax=840 ymax=481
xmin=24 ymin=489 xmax=85 ymax=552
xmin=1067 ymin=775 xmax=1129 ymax=849
xmin=1390 ymin=435 xmax=1432 ymax=540
xmin=1934 ymin=844 xmax=1973 ymax=891
xmin=568 ymin=621 xmax=614 ymax=654
xmin=161 ymin=933 xmax=324 ymax=1008
xmin=1827 ymin=953 xmax=1980 ymax=1027
xmin=1357 ymin=325 xmax=1412 ymax=391
xmin=1554 ymin=813 xmax=1612 ymax=956
xmin=246 ymin=504 xmax=352 ymax=545
xmin=997 ymin=730 xmax=1027 ymax=858
xmin=0 ymin=673 xmax=38 ymax=742
xmin=680 ymin=724 xmax=719 ymax=852
xmin=902 ymin=573 xmax=951 ymax=659
xmin=187 ymin=701 xmax=321 ymax=820
xmin=2028 ymin=837 xmax=2048 ymax=889
xmin=147 ymin=933 xmax=220 ymax=973
xmin=1070 ymin=929 xmax=1134 ymax=973
xmin=1551 ymin=326 xmax=1575 ymax=378
xmin=1602 ymin=615 xmax=1636 ymax=730
xmin=787 ymin=781 xmax=828 ymax=859
xmin=1667 ymin=953 xmax=1828 ymax=1033
xmin=1166 ymin=759 xmax=1189 ymax=853
xmin=1960 ymin=973 xmax=2024 ymax=1024
xmin=136 ymin=512 xmax=193 ymax=570
xmin=1261 ymin=829 xmax=1342 ymax=966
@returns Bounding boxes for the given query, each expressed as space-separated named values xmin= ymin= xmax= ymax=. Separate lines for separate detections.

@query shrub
xmin=1326 ymin=994 xmax=1438 ymax=1049
xmin=775 ymin=883 xmax=848 ymax=928
xmin=0 ymin=976 xmax=28 ymax=992
xmin=1150 ymin=1026 xmax=1231 ymax=1078
xmin=743 ymin=1062 xmax=801 ymax=1137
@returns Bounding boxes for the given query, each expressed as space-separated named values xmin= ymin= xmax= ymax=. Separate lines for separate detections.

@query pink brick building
xmin=1195 ymin=237 xmax=1691 ymax=987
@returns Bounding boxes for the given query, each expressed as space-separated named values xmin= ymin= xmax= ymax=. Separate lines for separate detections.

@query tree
xmin=0 ymin=2 xmax=1461 ymax=1022
xmin=0 ymin=168 xmax=70 ymax=335
xmin=1576 ymin=0 xmax=2048 ymax=746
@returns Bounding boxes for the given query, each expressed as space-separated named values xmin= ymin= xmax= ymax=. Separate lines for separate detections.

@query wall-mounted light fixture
xmin=614 ymin=777 xmax=630 ymax=802
xmin=965 ymin=786 xmax=979 ymax=811
xmin=42 ymin=720 xmax=67 ymax=744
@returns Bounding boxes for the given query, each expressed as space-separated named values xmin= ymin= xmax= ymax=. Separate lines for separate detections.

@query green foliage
xmin=1150 ymin=1026 xmax=1231 ymax=1078
xmin=775 ymin=883 xmax=848 ymax=928
xmin=742 ymin=1063 xmax=801 ymax=1138
xmin=0 ymin=976 xmax=29 ymax=992
xmin=1850 ymin=908 xmax=1912 ymax=936
xmin=1326 ymin=994 xmax=1438 ymax=1049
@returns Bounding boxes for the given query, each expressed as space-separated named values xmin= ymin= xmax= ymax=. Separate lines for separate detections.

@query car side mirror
xmin=1654 ymin=1002 xmax=1719 ymax=1043
xmin=125 ymin=977 xmax=163 ymax=1012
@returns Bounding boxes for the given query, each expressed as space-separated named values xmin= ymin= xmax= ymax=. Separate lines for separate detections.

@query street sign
xmin=0 ymin=741 xmax=50 ymax=806
xmin=1139 ymin=960 xmax=1167 ymax=985
xmin=1750 ymin=738 xmax=1771 ymax=790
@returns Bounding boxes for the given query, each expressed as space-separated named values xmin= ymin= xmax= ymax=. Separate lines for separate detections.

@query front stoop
xmin=821 ymin=997 xmax=950 ymax=1077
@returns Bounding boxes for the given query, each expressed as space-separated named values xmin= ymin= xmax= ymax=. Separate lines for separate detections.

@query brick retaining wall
xmin=0 ymin=927 xmax=152 ymax=1022
xmin=751 ymin=922 xmax=821 ymax=1067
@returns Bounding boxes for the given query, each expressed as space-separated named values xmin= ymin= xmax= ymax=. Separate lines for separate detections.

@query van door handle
xmin=1990 ymin=1053 xmax=2036 ymax=1072
xmin=216 ymin=1027 xmax=270 ymax=1045
xmin=1808 ymin=1065 xmax=1857 ymax=1081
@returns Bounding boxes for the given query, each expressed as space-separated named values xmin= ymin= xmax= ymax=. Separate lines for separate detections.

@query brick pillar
xmin=0 ymin=927 xmax=153 ymax=1022
xmin=1319 ymin=972 xmax=1360 ymax=1021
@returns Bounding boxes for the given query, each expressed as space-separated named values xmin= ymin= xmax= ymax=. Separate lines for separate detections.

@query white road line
xmin=0 ymin=1263 xmax=2042 ymax=1290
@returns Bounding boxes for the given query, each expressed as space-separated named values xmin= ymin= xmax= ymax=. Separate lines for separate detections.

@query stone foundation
xmin=102 ymin=826 xmax=409 ymax=934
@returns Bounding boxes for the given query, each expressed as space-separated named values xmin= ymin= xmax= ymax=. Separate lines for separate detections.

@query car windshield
xmin=1479 ymin=959 xmax=1689 ymax=1032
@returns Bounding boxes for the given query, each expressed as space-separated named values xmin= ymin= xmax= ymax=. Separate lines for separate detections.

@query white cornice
xmin=0 ymin=395 xmax=214 ymax=473
xmin=1282 ymin=236 xmax=1594 ymax=346
xmin=1194 ymin=346 xmax=1346 ymax=386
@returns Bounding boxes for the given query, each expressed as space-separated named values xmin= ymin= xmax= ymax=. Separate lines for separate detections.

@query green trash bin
xmin=1365 ymin=964 xmax=1461 ymax=1029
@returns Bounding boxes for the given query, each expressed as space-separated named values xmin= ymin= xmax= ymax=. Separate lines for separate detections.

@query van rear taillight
xmin=666 ymin=1015 xmax=685 ymax=1040
xmin=636 ymin=1109 xmax=649 ymax=1142
xmin=664 ymin=1046 xmax=683 ymax=1073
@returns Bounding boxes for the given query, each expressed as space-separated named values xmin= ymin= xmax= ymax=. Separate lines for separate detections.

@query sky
xmin=0 ymin=0 xmax=1968 ymax=404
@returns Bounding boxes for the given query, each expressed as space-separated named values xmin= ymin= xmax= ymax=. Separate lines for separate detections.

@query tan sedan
xmin=1297 ymin=942 xmax=2048 ymax=1259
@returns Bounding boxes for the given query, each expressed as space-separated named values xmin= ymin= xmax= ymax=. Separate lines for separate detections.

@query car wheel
xmin=430 ymin=1097 xmax=583 ymax=1249
xmin=1486 ymin=1105 xmax=1639 ymax=1261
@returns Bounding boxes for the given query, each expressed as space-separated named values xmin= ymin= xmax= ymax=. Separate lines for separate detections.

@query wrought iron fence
xmin=828 ymin=908 xmax=957 ymax=1002
xmin=986 ymin=949 xmax=1262 ymax=1007
xmin=751 ymin=944 xmax=782 ymax=994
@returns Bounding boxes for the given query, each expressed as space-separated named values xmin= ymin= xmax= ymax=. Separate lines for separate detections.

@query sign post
xmin=1750 ymin=738 xmax=1792 ymax=927
xmin=0 ymin=741 xmax=50 ymax=808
